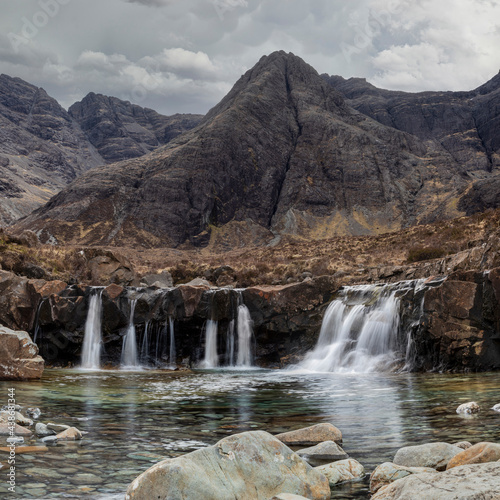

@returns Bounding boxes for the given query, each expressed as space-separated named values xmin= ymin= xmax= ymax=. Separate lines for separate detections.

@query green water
xmin=1 ymin=369 xmax=500 ymax=499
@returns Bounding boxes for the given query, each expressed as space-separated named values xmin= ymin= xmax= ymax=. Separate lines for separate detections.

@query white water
xmin=200 ymin=319 xmax=219 ymax=368
xmin=236 ymin=304 xmax=253 ymax=367
xmin=226 ymin=319 xmax=236 ymax=366
xmin=168 ymin=317 xmax=176 ymax=368
xmin=299 ymin=283 xmax=410 ymax=373
xmin=121 ymin=299 xmax=140 ymax=369
xmin=81 ymin=291 xmax=103 ymax=369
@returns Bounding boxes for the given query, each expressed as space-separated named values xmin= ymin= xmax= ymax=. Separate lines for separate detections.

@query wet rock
xmin=40 ymin=435 xmax=58 ymax=444
xmin=270 ymin=495 xmax=311 ymax=500
xmin=125 ymin=431 xmax=330 ymax=500
xmin=0 ymin=411 xmax=32 ymax=426
xmin=0 ymin=423 xmax=32 ymax=437
xmin=0 ymin=446 xmax=48 ymax=454
xmin=0 ymin=326 xmax=44 ymax=380
xmin=393 ymin=442 xmax=462 ymax=471
xmin=371 ymin=462 xmax=500 ymax=499
xmin=457 ymin=402 xmax=480 ymax=414
xmin=454 ymin=441 xmax=473 ymax=450
xmin=297 ymin=441 xmax=348 ymax=461
xmin=54 ymin=427 xmax=83 ymax=441
xmin=492 ymin=404 xmax=500 ymax=412
xmin=35 ymin=423 xmax=55 ymax=437
xmin=26 ymin=407 xmax=41 ymax=419
xmin=446 ymin=442 xmax=500 ymax=469
xmin=315 ymin=459 xmax=364 ymax=487
xmin=369 ymin=462 xmax=437 ymax=494
xmin=46 ymin=423 xmax=70 ymax=433
xmin=275 ymin=423 xmax=343 ymax=446
xmin=105 ymin=283 xmax=124 ymax=300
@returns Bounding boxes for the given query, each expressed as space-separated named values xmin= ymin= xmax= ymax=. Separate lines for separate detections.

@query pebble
xmin=26 ymin=407 xmax=41 ymax=419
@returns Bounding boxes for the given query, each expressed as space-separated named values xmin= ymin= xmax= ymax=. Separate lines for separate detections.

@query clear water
xmin=1 ymin=369 xmax=500 ymax=499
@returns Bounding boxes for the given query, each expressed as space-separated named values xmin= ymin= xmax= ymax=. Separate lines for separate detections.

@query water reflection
xmin=0 ymin=369 xmax=499 ymax=498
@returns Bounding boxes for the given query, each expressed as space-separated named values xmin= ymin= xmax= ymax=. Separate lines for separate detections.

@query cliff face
xmin=0 ymin=75 xmax=104 ymax=225
xmin=68 ymin=93 xmax=202 ymax=163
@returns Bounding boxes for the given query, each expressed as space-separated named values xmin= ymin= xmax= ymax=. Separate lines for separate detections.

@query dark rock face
xmin=0 ymin=74 xmax=104 ymax=225
xmin=324 ymin=72 xmax=500 ymax=219
xmin=15 ymin=52 xmax=500 ymax=248
xmin=68 ymin=93 xmax=202 ymax=163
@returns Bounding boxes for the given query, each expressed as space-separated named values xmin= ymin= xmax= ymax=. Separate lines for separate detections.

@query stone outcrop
xmin=393 ymin=443 xmax=462 ymax=471
xmin=0 ymin=326 xmax=44 ymax=380
xmin=369 ymin=462 xmax=437 ymax=494
xmin=446 ymin=442 xmax=500 ymax=469
xmin=15 ymin=52 xmax=500 ymax=249
xmin=276 ymin=423 xmax=343 ymax=446
xmin=83 ymin=248 xmax=136 ymax=286
xmin=68 ymin=93 xmax=202 ymax=163
xmin=371 ymin=462 xmax=500 ymax=499
xmin=125 ymin=431 xmax=330 ymax=500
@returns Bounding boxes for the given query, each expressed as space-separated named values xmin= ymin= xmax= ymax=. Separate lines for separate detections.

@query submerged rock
xmin=275 ymin=423 xmax=343 ymax=446
xmin=369 ymin=462 xmax=437 ymax=494
xmin=55 ymin=427 xmax=83 ymax=441
xmin=371 ymin=462 xmax=500 ymax=499
xmin=46 ymin=423 xmax=70 ymax=433
xmin=297 ymin=441 xmax=348 ymax=461
xmin=393 ymin=442 xmax=462 ymax=471
xmin=0 ymin=423 xmax=32 ymax=437
xmin=35 ymin=423 xmax=55 ymax=438
xmin=315 ymin=459 xmax=364 ymax=487
xmin=446 ymin=442 xmax=500 ymax=469
xmin=125 ymin=431 xmax=330 ymax=500
xmin=456 ymin=402 xmax=480 ymax=414
xmin=492 ymin=404 xmax=500 ymax=412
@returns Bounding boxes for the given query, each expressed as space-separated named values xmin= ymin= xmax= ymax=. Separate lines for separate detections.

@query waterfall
xmin=226 ymin=319 xmax=236 ymax=366
xmin=200 ymin=320 xmax=219 ymax=368
xmin=140 ymin=321 xmax=150 ymax=364
xmin=299 ymin=282 xmax=419 ymax=373
xmin=236 ymin=304 xmax=253 ymax=367
xmin=168 ymin=317 xmax=176 ymax=369
xmin=33 ymin=298 xmax=47 ymax=344
xmin=81 ymin=290 xmax=103 ymax=370
xmin=121 ymin=299 xmax=139 ymax=368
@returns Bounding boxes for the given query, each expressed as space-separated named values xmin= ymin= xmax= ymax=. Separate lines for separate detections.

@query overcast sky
xmin=1 ymin=0 xmax=499 ymax=115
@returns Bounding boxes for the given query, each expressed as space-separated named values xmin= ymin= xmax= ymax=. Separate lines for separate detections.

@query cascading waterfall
xmin=81 ymin=290 xmax=103 ymax=370
xmin=226 ymin=319 xmax=236 ymax=366
xmin=32 ymin=298 xmax=47 ymax=344
xmin=236 ymin=303 xmax=254 ymax=367
xmin=140 ymin=321 xmax=150 ymax=364
xmin=299 ymin=281 xmax=420 ymax=373
xmin=168 ymin=317 xmax=176 ymax=369
xmin=121 ymin=299 xmax=140 ymax=368
xmin=200 ymin=319 xmax=219 ymax=368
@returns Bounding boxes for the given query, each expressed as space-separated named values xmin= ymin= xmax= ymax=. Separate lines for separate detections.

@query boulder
xmin=492 ymin=404 xmax=500 ymax=412
xmin=446 ymin=442 xmax=500 ymax=469
xmin=35 ymin=423 xmax=55 ymax=437
xmin=454 ymin=441 xmax=473 ymax=450
xmin=0 ymin=423 xmax=32 ymax=437
xmin=46 ymin=423 xmax=70 ymax=433
xmin=393 ymin=442 xmax=462 ymax=471
xmin=84 ymin=248 xmax=135 ymax=286
xmin=0 ymin=326 xmax=44 ymax=380
xmin=125 ymin=431 xmax=330 ymax=500
xmin=369 ymin=462 xmax=437 ymax=494
xmin=297 ymin=441 xmax=348 ymax=461
xmin=275 ymin=423 xmax=342 ymax=446
xmin=371 ymin=462 xmax=500 ymax=499
xmin=142 ymin=271 xmax=173 ymax=288
xmin=105 ymin=283 xmax=124 ymax=300
xmin=315 ymin=459 xmax=364 ymax=487
xmin=0 ymin=411 xmax=32 ymax=427
xmin=456 ymin=402 xmax=480 ymax=414
xmin=54 ymin=427 xmax=83 ymax=441
xmin=270 ymin=495 xmax=311 ymax=500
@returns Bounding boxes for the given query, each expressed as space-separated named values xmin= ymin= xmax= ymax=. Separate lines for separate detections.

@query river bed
xmin=1 ymin=369 xmax=500 ymax=499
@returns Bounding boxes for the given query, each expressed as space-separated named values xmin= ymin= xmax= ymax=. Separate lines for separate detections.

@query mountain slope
xmin=68 ymin=93 xmax=202 ymax=163
xmin=14 ymin=52 xmax=500 ymax=248
xmin=0 ymin=75 xmax=104 ymax=225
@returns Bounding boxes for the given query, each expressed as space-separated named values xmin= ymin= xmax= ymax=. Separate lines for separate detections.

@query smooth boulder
xmin=315 ymin=459 xmax=364 ymax=487
xmin=0 ymin=327 xmax=44 ymax=380
xmin=297 ymin=441 xmax=348 ymax=461
xmin=456 ymin=402 xmax=480 ymax=414
xmin=125 ymin=431 xmax=330 ymax=500
xmin=446 ymin=442 xmax=500 ymax=469
xmin=393 ymin=442 xmax=462 ymax=471
xmin=371 ymin=462 xmax=500 ymax=499
xmin=275 ymin=423 xmax=342 ymax=446
xmin=370 ymin=462 xmax=437 ymax=494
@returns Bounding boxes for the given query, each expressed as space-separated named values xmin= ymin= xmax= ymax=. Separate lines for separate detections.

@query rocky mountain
xmin=14 ymin=52 xmax=500 ymax=248
xmin=0 ymin=77 xmax=203 ymax=226
xmin=323 ymin=72 xmax=500 ymax=213
xmin=68 ymin=93 xmax=202 ymax=163
xmin=0 ymin=74 xmax=104 ymax=226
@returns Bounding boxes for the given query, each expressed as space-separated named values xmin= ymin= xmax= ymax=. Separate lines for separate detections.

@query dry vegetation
xmin=1 ymin=208 xmax=499 ymax=287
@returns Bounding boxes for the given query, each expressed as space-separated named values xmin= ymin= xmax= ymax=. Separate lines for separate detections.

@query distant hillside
xmin=14 ymin=52 xmax=500 ymax=248
xmin=0 ymin=76 xmax=203 ymax=226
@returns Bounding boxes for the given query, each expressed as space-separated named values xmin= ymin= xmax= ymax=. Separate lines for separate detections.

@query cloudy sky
xmin=1 ymin=0 xmax=499 ymax=115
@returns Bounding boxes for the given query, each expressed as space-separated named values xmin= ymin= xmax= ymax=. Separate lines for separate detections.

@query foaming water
xmin=121 ymin=299 xmax=140 ymax=369
xmin=81 ymin=289 xmax=103 ymax=370
xmin=299 ymin=281 xmax=420 ymax=373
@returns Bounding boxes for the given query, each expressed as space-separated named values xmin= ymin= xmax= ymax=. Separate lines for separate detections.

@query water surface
xmin=1 ymin=369 xmax=499 ymax=499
